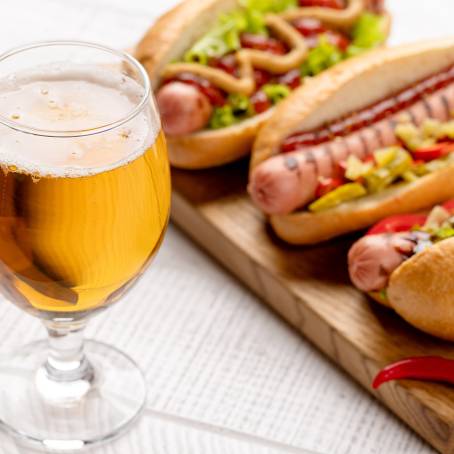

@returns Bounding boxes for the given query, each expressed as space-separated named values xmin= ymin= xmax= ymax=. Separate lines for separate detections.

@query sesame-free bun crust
xmin=387 ymin=237 xmax=454 ymax=341
xmin=251 ymin=38 xmax=454 ymax=244
xmin=136 ymin=0 xmax=390 ymax=169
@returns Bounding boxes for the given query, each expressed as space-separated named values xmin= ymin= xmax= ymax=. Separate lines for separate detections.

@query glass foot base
xmin=0 ymin=339 xmax=147 ymax=452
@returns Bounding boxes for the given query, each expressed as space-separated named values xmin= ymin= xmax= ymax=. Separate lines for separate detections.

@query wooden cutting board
xmin=171 ymin=159 xmax=454 ymax=454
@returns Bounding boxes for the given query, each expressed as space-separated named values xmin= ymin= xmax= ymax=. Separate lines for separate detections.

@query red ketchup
xmin=299 ymin=0 xmax=345 ymax=9
xmin=278 ymin=69 xmax=302 ymax=89
xmin=292 ymin=18 xmax=327 ymax=37
xmin=240 ymin=33 xmax=287 ymax=55
xmin=209 ymin=54 xmax=237 ymax=76
xmin=254 ymin=69 xmax=272 ymax=88
xmin=325 ymin=30 xmax=350 ymax=52
xmin=166 ymin=72 xmax=226 ymax=107
xmin=251 ymin=91 xmax=271 ymax=113
xmin=282 ymin=64 xmax=454 ymax=153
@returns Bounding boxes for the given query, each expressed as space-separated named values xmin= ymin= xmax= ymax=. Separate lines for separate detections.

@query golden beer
xmin=0 ymin=67 xmax=171 ymax=315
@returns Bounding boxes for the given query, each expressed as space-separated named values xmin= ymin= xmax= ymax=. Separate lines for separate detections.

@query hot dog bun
xmin=387 ymin=237 xmax=454 ymax=341
xmin=136 ymin=0 xmax=390 ymax=169
xmin=251 ymin=38 xmax=454 ymax=244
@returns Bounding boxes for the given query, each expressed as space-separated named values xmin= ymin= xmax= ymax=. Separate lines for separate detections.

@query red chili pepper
xmin=412 ymin=142 xmax=454 ymax=162
xmin=334 ymin=160 xmax=348 ymax=179
xmin=373 ymin=356 xmax=454 ymax=389
xmin=367 ymin=214 xmax=428 ymax=235
xmin=315 ymin=177 xmax=344 ymax=198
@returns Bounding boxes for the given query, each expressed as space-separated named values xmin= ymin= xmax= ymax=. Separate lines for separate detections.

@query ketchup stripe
xmin=282 ymin=64 xmax=454 ymax=153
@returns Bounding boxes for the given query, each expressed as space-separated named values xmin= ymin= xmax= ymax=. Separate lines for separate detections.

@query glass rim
xmin=0 ymin=40 xmax=151 ymax=138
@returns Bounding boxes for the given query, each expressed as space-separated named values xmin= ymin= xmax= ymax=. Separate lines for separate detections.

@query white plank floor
xmin=0 ymin=0 xmax=450 ymax=452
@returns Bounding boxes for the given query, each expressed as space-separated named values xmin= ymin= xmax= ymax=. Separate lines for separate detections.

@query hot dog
xmin=348 ymin=202 xmax=454 ymax=341
xmin=249 ymin=38 xmax=454 ymax=244
xmin=136 ymin=0 xmax=390 ymax=168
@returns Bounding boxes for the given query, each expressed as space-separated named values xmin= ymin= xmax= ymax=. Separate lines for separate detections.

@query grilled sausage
xmin=348 ymin=232 xmax=419 ymax=292
xmin=248 ymin=82 xmax=454 ymax=215
xmin=156 ymin=82 xmax=213 ymax=136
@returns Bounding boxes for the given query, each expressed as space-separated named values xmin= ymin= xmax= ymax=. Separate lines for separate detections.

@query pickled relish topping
xmin=283 ymin=64 xmax=454 ymax=153
xmin=161 ymin=0 xmax=386 ymax=130
xmin=308 ymin=119 xmax=454 ymax=213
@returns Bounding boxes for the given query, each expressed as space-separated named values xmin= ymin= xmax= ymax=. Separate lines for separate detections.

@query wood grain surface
xmin=171 ymin=159 xmax=454 ymax=454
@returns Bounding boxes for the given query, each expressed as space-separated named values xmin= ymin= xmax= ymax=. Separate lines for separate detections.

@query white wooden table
xmin=0 ymin=1 xmax=450 ymax=452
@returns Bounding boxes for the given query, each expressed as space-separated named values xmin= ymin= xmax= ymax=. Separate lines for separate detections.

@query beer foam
xmin=0 ymin=63 xmax=160 ymax=177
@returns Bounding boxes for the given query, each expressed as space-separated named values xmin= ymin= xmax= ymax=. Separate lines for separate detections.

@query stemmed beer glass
xmin=0 ymin=41 xmax=170 ymax=450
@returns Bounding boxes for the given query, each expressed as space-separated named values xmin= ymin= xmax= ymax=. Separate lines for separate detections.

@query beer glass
xmin=0 ymin=42 xmax=170 ymax=450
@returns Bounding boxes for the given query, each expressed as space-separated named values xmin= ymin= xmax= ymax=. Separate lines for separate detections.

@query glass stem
xmin=36 ymin=321 xmax=95 ymax=404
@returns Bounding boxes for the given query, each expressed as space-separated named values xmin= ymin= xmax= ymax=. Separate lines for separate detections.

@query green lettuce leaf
xmin=209 ymin=105 xmax=237 ymax=129
xmin=346 ymin=13 xmax=386 ymax=57
xmin=262 ymin=83 xmax=291 ymax=104
xmin=241 ymin=0 xmax=297 ymax=13
xmin=300 ymin=36 xmax=343 ymax=77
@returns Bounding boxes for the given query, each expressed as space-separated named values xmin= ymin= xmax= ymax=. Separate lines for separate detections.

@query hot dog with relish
xmin=348 ymin=201 xmax=454 ymax=341
xmin=136 ymin=0 xmax=389 ymax=168
xmin=249 ymin=39 xmax=454 ymax=244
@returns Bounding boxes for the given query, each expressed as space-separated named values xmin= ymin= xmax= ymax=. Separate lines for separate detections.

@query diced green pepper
xmin=228 ymin=93 xmax=252 ymax=115
xmin=395 ymin=122 xmax=434 ymax=151
xmin=309 ymin=182 xmax=367 ymax=212
xmin=374 ymin=147 xmax=398 ymax=167
xmin=262 ymin=84 xmax=290 ymax=104
xmin=241 ymin=0 xmax=297 ymax=13
xmin=365 ymin=148 xmax=413 ymax=192
xmin=209 ymin=105 xmax=237 ymax=129
xmin=402 ymin=171 xmax=419 ymax=183
xmin=433 ymin=226 xmax=454 ymax=241
xmin=300 ymin=36 xmax=343 ymax=77
xmin=345 ymin=155 xmax=373 ymax=180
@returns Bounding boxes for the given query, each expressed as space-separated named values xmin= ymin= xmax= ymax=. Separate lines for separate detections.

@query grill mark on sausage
xmin=371 ymin=124 xmax=384 ymax=147
xmin=441 ymin=92 xmax=451 ymax=118
xmin=284 ymin=155 xmax=299 ymax=171
xmin=321 ymin=145 xmax=334 ymax=173
xmin=421 ymin=96 xmax=433 ymax=118
xmin=407 ymin=108 xmax=417 ymax=125
xmin=305 ymin=150 xmax=318 ymax=174
xmin=357 ymin=131 xmax=369 ymax=158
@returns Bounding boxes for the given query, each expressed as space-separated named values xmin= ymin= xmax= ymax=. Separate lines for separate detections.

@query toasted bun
xmin=166 ymin=110 xmax=274 ymax=169
xmin=250 ymin=38 xmax=454 ymax=244
xmin=387 ymin=237 xmax=454 ymax=341
xmin=136 ymin=0 xmax=390 ymax=169
xmin=271 ymin=163 xmax=454 ymax=244
xmin=136 ymin=0 xmax=237 ymax=89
